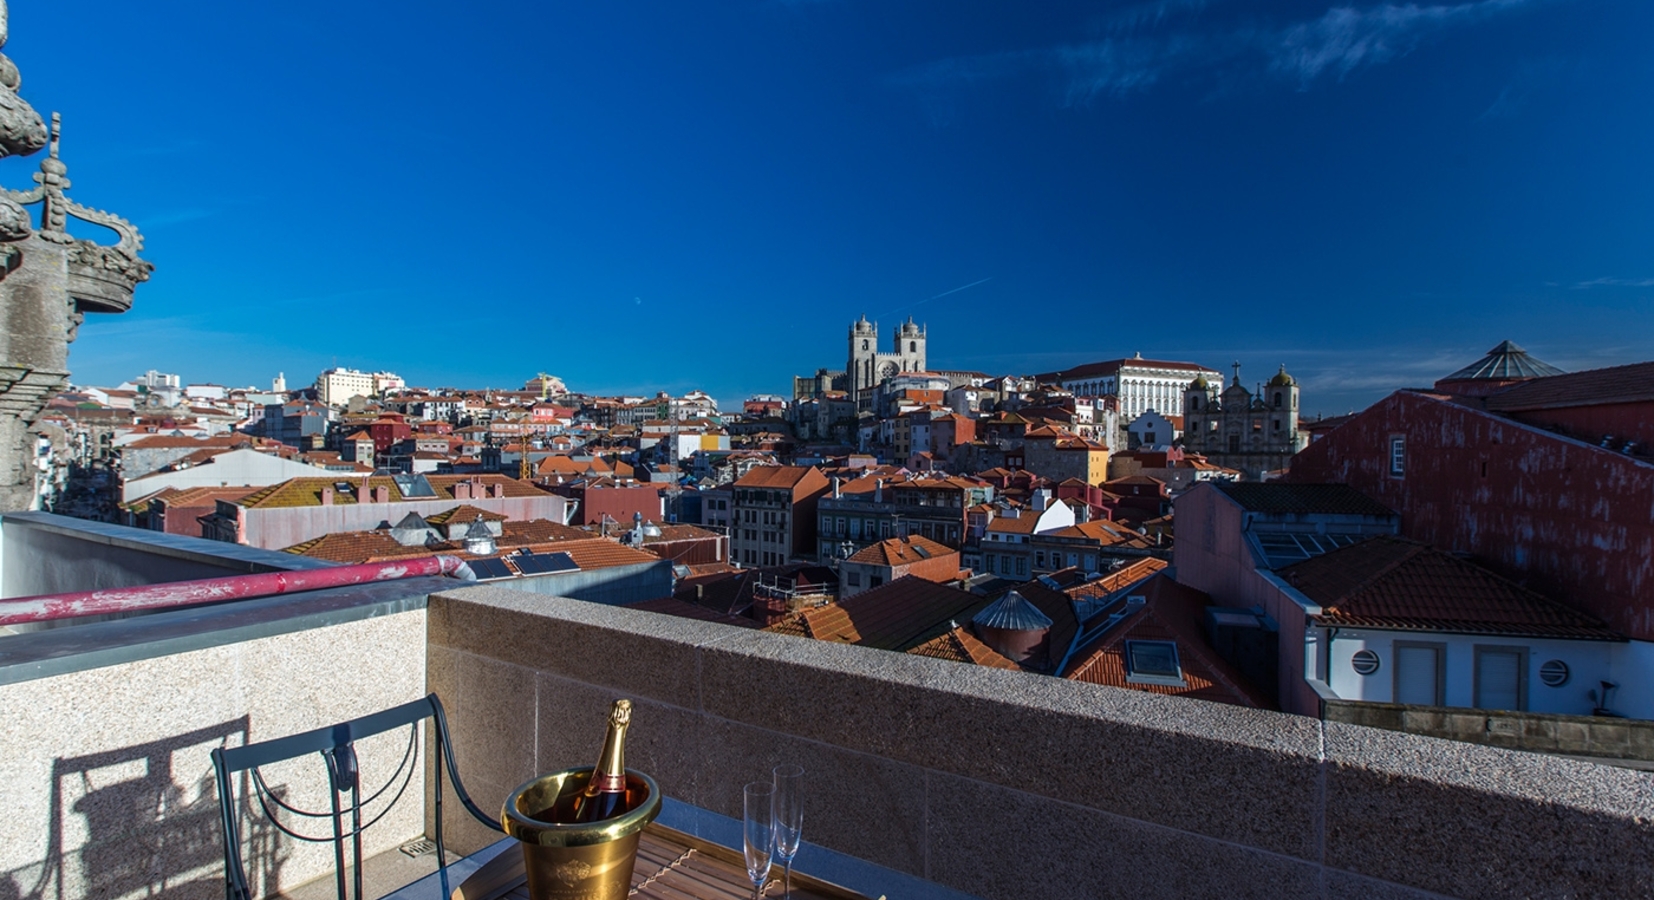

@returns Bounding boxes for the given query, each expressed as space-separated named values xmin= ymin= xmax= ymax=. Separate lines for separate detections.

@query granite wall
xmin=428 ymin=584 xmax=1654 ymax=900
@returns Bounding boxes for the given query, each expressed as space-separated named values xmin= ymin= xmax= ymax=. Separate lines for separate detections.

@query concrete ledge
xmin=429 ymin=584 xmax=1654 ymax=899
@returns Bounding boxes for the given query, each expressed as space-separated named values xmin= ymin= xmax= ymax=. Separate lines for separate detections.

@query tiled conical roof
xmin=1441 ymin=341 xmax=1566 ymax=382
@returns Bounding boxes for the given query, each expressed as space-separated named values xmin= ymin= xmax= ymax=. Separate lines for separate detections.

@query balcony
xmin=2 ymin=513 xmax=1652 ymax=899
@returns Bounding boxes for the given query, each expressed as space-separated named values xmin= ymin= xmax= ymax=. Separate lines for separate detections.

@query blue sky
xmin=13 ymin=0 xmax=1653 ymax=415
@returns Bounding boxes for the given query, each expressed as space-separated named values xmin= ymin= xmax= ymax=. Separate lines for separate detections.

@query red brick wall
xmin=1289 ymin=391 xmax=1654 ymax=641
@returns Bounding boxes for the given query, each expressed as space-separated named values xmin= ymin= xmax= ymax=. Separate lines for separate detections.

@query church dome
xmin=1187 ymin=375 xmax=1209 ymax=390
xmin=1268 ymin=365 xmax=1296 ymax=387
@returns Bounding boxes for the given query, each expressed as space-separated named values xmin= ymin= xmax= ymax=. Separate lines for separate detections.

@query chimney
xmin=832 ymin=476 xmax=841 ymax=499
xmin=320 ymin=486 xmax=334 ymax=506
xmin=454 ymin=481 xmax=472 ymax=501
xmin=488 ymin=482 xmax=504 ymax=499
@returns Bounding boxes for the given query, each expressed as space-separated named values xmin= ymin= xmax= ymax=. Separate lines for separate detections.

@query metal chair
xmin=211 ymin=693 xmax=503 ymax=900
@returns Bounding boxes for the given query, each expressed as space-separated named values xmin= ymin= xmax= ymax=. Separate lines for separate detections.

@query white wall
xmin=121 ymin=449 xmax=338 ymax=501
xmin=1325 ymin=629 xmax=1644 ymax=717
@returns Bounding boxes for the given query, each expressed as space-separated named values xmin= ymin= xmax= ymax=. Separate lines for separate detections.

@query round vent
xmin=1539 ymin=659 xmax=1569 ymax=688
xmin=1351 ymin=649 xmax=1380 ymax=676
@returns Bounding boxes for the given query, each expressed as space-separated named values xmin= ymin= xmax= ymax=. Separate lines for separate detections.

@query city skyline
xmin=13 ymin=0 xmax=1651 ymax=415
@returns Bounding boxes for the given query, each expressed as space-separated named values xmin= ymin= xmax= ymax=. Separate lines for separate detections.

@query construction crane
xmin=537 ymin=373 xmax=555 ymax=401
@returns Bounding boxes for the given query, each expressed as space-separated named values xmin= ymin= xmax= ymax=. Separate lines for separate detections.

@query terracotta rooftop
xmin=734 ymin=466 xmax=820 ymax=489
xmin=1212 ymin=482 xmax=1395 ymax=517
xmin=237 ymin=474 xmax=546 ymax=509
xmin=1484 ymin=361 xmax=1654 ymax=412
xmin=425 ymin=505 xmax=508 ymax=525
xmin=1064 ymin=573 xmax=1272 ymax=708
xmin=846 ymin=534 xmax=958 ymax=567
xmin=765 ymin=575 xmax=987 ymax=651
xmin=500 ymin=519 xmax=591 ymax=544
xmin=1285 ymin=537 xmax=1620 ymax=640
xmin=907 ymin=626 xmax=1023 ymax=670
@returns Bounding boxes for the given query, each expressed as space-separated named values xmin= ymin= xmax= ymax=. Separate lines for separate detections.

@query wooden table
xmin=446 ymin=823 xmax=881 ymax=900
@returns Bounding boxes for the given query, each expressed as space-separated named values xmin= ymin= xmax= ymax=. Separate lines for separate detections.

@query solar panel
xmin=467 ymin=558 xmax=515 ymax=580
xmin=512 ymin=552 xmax=580 ymax=575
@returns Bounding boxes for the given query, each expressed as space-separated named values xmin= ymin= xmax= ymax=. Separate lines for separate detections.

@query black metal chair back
xmin=211 ymin=693 xmax=502 ymax=900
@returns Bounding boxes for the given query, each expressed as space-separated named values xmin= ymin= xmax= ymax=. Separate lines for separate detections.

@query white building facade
xmin=1039 ymin=354 xmax=1222 ymax=421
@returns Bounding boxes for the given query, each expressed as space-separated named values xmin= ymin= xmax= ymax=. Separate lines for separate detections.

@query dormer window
xmin=1125 ymin=640 xmax=1186 ymax=687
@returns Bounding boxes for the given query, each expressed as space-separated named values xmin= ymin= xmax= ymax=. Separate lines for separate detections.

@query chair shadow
xmin=1 ymin=716 xmax=290 ymax=900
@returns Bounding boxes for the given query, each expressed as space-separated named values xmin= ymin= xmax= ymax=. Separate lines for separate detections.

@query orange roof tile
xmin=1286 ymin=537 xmax=1620 ymax=639
xmin=766 ymin=575 xmax=987 ymax=651
xmin=908 ymin=626 xmax=1023 ymax=670
xmin=1063 ymin=573 xmax=1271 ymax=708
xmin=846 ymin=534 xmax=958 ymax=567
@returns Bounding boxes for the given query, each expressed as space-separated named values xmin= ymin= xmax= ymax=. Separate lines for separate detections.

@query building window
xmin=1273 ymin=392 xmax=1282 ymax=408
xmin=1390 ymin=436 xmax=1406 ymax=476
xmin=1145 ymin=432 xmax=1156 ymax=444
xmin=1124 ymin=640 xmax=1186 ymax=687
xmin=1016 ymin=557 xmax=1027 ymax=576
xmin=1474 ymin=645 xmax=1528 ymax=711
xmin=847 ymin=572 xmax=861 ymax=587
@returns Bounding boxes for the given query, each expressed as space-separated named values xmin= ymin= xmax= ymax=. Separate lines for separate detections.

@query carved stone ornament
xmin=6 ymin=114 xmax=154 ymax=312
xmin=0 ymin=1 xmax=44 ymax=160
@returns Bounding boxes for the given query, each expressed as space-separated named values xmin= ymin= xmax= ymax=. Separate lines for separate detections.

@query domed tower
xmin=896 ymin=317 xmax=926 ymax=374
xmin=1183 ymin=374 xmax=1217 ymax=453
xmin=847 ymin=315 xmax=878 ymax=396
xmin=1266 ymin=364 xmax=1303 ymax=452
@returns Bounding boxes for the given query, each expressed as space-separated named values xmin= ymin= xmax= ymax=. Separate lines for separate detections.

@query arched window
xmin=861 ymin=340 xmax=869 ymax=351
xmin=909 ymin=341 xmax=917 ymax=353
xmin=1273 ymin=392 xmax=1282 ymax=408
xmin=1190 ymin=397 xmax=1200 ymax=412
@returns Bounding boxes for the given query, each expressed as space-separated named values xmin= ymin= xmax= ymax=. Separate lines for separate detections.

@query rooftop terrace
xmin=2 ymin=513 xmax=1652 ymax=899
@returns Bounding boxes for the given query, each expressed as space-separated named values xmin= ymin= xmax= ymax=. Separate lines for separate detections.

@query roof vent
xmin=1125 ymin=594 xmax=1147 ymax=610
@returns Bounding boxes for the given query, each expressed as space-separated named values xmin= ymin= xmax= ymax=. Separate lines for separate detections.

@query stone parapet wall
xmin=429 ymin=584 xmax=1654 ymax=900
xmin=1325 ymin=698 xmax=1654 ymax=762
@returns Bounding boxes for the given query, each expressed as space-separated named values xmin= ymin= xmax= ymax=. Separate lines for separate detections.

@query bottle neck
xmin=589 ymin=722 xmax=629 ymax=792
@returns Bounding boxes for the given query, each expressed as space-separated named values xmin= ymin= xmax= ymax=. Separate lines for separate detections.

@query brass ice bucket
xmin=501 ymin=767 xmax=662 ymax=900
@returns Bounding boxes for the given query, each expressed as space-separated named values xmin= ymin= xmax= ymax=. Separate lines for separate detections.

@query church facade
xmin=847 ymin=315 xmax=926 ymax=397
xmin=1181 ymin=364 xmax=1308 ymax=480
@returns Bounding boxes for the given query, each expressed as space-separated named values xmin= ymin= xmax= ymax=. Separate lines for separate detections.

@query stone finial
xmin=4 ymin=112 xmax=154 ymax=312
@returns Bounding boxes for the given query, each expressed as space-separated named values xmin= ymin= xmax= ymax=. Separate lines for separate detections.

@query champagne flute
xmin=743 ymin=781 xmax=776 ymax=900
xmin=772 ymin=765 xmax=804 ymax=899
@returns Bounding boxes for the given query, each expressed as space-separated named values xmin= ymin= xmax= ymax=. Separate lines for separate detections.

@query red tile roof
xmin=765 ymin=575 xmax=986 ymax=651
xmin=734 ymin=466 xmax=820 ymax=489
xmin=1285 ymin=537 xmax=1620 ymax=640
xmin=846 ymin=534 xmax=958 ymax=567
xmin=1485 ymin=361 xmax=1654 ymax=412
xmin=907 ymin=626 xmax=1022 ymax=670
xmin=1064 ymin=573 xmax=1272 ymax=708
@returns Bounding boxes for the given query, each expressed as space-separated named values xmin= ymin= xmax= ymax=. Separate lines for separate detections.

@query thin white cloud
xmin=1270 ymin=0 xmax=1534 ymax=85
xmin=894 ymin=0 xmax=1547 ymax=111
xmin=1572 ymin=277 xmax=1654 ymax=289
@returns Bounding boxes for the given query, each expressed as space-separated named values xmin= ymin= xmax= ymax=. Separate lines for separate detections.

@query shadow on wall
xmin=0 ymin=718 xmax=289 ymax=900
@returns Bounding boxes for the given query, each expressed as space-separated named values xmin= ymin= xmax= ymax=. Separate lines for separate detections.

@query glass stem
xmin=784 ymin=861 xmax=793 ymax=899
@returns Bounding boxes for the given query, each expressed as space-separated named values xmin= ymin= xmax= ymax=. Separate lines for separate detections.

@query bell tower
xmin=848 ymin=315 xmax=877 ymax=396
xmin=896 ymin=317 xmax=926 ymax=373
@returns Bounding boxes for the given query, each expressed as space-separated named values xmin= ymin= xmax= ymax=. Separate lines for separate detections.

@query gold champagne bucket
xmin=501 ymin=768 xmax=662 ymax=900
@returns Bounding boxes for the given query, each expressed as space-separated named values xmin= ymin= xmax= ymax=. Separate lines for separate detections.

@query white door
xmin=1394 ymin=644 xmax=1442 ymax=706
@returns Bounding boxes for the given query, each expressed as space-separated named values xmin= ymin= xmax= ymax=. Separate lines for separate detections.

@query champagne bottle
xmin=571 ymin=699 xmax=632 ymax=823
